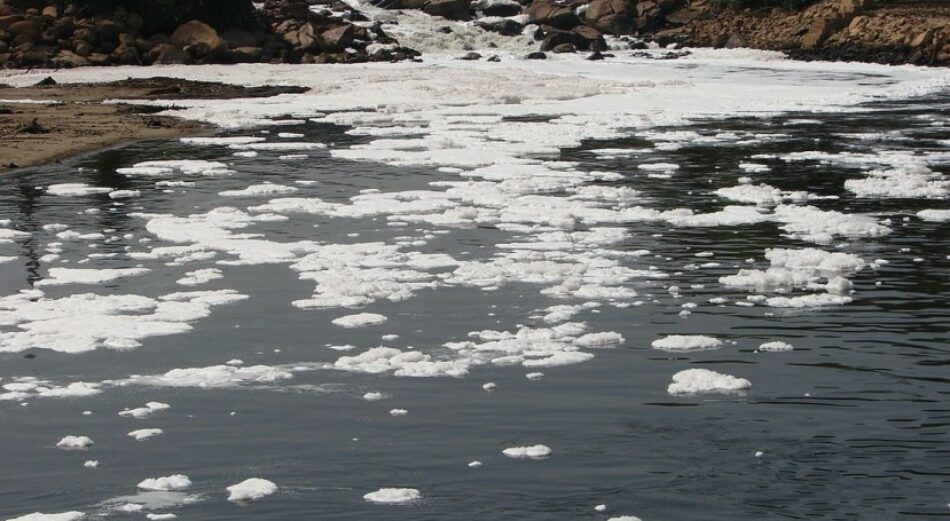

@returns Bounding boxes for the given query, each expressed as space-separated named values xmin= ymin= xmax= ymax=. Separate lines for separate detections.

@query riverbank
xmin=0 ymin=77 xmax=306 ymax=173
xmin=650 ymin=0 xmax=950 ymax=67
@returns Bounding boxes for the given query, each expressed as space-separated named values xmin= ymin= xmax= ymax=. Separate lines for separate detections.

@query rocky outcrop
xmin=658 ymin=0 xmax=949 ymax=66
xmin=0 ymin=0 xmax=420 ymax=69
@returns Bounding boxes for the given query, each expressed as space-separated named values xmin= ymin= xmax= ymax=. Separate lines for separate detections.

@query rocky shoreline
xmin=0 ymin=0 xmax=419 ymax=68
xmin=0 ymin=0 xmax=947 ymax=69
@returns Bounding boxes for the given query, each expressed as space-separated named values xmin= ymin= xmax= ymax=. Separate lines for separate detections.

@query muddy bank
xmin=0 ymin=77 xmax=307 ymax=173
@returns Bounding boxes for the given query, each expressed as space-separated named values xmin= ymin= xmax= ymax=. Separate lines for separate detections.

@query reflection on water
xmin=0 ymin=94 xmax=947 ymax=521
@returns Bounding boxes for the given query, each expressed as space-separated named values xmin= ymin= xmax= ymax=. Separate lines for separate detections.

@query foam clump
xmin=226 ymin=478 xmax=277 ymax=502
xmin=137 ymin=475 xmax=191 ymax=491
xmin=651 ymin=335 xmax=722 ymax=351
xmin=331 ymin=313 xmax=388 ymax=328
xmin=502 ymin=444 xmax=552 ymax=459
xmin=5 ymin=512 xmax=85 ymax=521
xmin=56 ymin=435 xmax=93 ymax=450
xmin=758 ymin=341 xmax=794 ymax=352
xmin=363 ymin=488 xmax=421 ymax=504
xmin=667 ymin=368 xmax=751 ymax=395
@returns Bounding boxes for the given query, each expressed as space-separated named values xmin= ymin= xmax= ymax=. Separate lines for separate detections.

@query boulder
xmin=171 ymin=20 xmax=225 ymax=52
xmin=551 ymin=42 xmax=574 ymax=53
xmin=320 ymin=24 xmax=354 ymax=51
xmin=149 ymin=42 xmax=187 ymax=64
xmin=94 ymin=20 xmax=122 ymax=43
xmin=231 ymin=46 xmax=263 ymax=62
xmin=221 ymin=27 xmax=261 ymax=48
xmin=664 ymin=6 xmax=702 ymax=26
xmin=525 ymin=50 xmax=546 ymax=59
xmin=572 ymin=24 xmax=606 ymax=50
xmin=15 ymin=48 xmax=49 ymax=66
xmin=422 ymin=0 xmax=471 ymax=20
xmin=472 ymin=0 xmax=522 ymax=17
xmin=723 ymin=32 xmax=745 ymax=49
xmin=8 ymin=19 xmax=40 ymax=42
xmin=477 ymin=18 xmax=523 ymax=36
xmin=526 ymin=0 xmax=579 ymax=30
xmin=112 ymin=42 xmax=141 ymax=64
xmin=0 ymin=15 xmax=25 ymax=31
xmin=582 ymin=0 xmax=634 ymax=35
xmin=73 ymin=40 xmax=91 ymax=56
xmin=290 ymin=22 xmax=319 ymax=51
xmin=52 ymin=49 xmax=88 ymax=67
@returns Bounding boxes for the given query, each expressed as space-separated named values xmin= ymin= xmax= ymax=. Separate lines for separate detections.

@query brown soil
xmin=0 ymin=77 xmax=308 ymax=173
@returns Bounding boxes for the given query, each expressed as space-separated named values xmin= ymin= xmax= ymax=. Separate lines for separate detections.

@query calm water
xmin=0 ymin=92 xmax=948 ymax=521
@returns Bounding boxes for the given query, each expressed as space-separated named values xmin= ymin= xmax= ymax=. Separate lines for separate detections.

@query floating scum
xmin=0 ymin=42 xmax=948 ymax=520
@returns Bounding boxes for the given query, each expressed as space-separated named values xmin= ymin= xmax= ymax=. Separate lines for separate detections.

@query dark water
xmin=0 ymin=93 xmax=948 ymax=521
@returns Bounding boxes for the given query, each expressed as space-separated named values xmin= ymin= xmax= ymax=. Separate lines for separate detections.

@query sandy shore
xmin=0 ymin=78 xmax=307 ymax=173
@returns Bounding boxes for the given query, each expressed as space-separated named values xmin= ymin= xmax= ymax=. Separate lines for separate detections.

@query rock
xmin=525 ymin=50 xmax=546 ymax=59
xmin=909 ymin=29 xmax=933 ymax=49
xmin=231 ymin=46 xmax=263 ymax=62
xmin=477 ymin=18 xmax=523 ymax=36
xmin=724 ymin=32 xmax=745 ymax=49
xmin=87 ymin=52 xmax=111 ymax=65
xmin=51 ymin=17 xmax=75 ymax=39
xmin=473 ymin=0 xmax=522 ymax=17
xmin=112 ymin=42 xmax=141 ymax=64
xmin=460 ymin=51 xmax=481 ymax=59
xmin=171 ymin=20 xmax=225 ymax=52
xmin=320 ymin=24 xmax=354 ymax=51
xmin=73 ymin=40 xmax=90 ymax=56
xmin=94 ymin=20 xmax=122 ymax=44
xmin=587 ymin=50 xmax=604 ymax=60
xmin=582 ymin=0 xmax=635 ymax=35
xmin=40 ymin=6 xmax=56 ymax=18
xmin=664 ymin=6 xmax=702 ymax=26
xmin=572 ymin=24 xmax=606 ymax=50
xmin=8 ymin=19 xmax=40 ymax=42
xmin=551 ymin=42 xmax=575 ymax=53
xmin=422 ymin=0 xmax=472 ymax=20
xmin=14 ymin=48 xmax=48 ymax=66
xmin=526 ymin=0 xmax=579 ymax=30
xmin=288 ymin=23 xmax=319 ymax=51
xmin=487 ymin=54 xmax=501 ymax=61
xmin=52 ymin=49 xmax=87 ymax=67
xmin=149 ymin=43 xmax=187 ymax=64
xmin=221 ymin=27 xmax=261 ymax=48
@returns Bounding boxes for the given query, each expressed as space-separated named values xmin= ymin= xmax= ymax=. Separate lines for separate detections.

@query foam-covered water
xmin=0 ymin=53 xmax=948 ymax=520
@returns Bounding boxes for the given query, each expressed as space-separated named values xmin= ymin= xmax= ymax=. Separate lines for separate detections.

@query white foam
xmin=137 ymin=475 xmax=191 ymax=491
xmin=219 ymin=183 xmax=299 ymax=197
xmin=117 ymin=364 xmax=293 ymax=388
xmin=331 ymin=313 xmax=388 ymax=328
xmin=176 ymin=268 xmax=222 ymax=286
xmin=503 ymin=444 xmax=552 ymax=459
xmin=56 ymin=435 xmax=93 ymax=450
xmin=918 ymin=209 xmax=950 ymax=221
xmin=0 ymin=290 xmax=247 ymax=353
xmin=128 ymin=428 xmax=163 ymax=441
xmin=35 ymin=267 xmax=150 ymax=286
xmin=363 ymin=488 xmax=421 ymax=504
xmin=5 ymin=513 xmax=85 ymax=521
xmin=667 ymin=368 xmax=750 ymax=395
xmin=758 ymin=341 xmax=793 ymax=352
xmin=45 ymin=183 xmax=112 ymax=197
xmin=651 ymin=335 xmax=722 ymax=351
xmin=226 ymin=478 xmax=277 ymax=502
